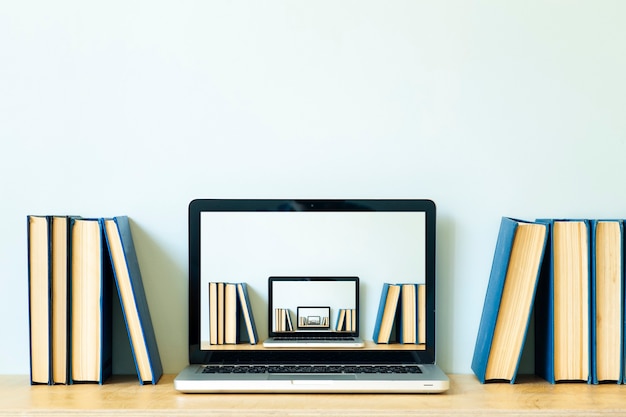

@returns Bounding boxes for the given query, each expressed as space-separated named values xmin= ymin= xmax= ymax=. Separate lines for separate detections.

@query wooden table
xmin=2 ymin=374 xmax=626 ymax=416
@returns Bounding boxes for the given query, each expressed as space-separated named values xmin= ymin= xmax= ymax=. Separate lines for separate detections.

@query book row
xmin=473 ymin=217 xmax=626 ymax=384
xmin=272 ymin=308 xmax=354 ymax=333
xmin=27 ymin=215 xmax=162 ymax=385
xmin=274 ymin=308 xmax=295 ymax=332
xmin=335 ymin=308 xmax=357 ymax=332
xmin=372 ymin=283 xmax=426 ymax=344
xmin=208 ymin=282 xmax=258 ymax=344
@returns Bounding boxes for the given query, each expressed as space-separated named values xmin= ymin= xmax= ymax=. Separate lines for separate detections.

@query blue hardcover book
xmin=236 ymin=282 xmax=258 ymax=344
xmin=335 ymin=309 xmax=345 ymax=331
xmin=27 ymin=215 xmax=52 ymax=385
xmin=472 ymin=217 xmax=548 ymax=383
xmin=535 ymin=219 xmax=591 ymax=384
xmin=372 ymin=283 xmax=390 ymax=342
xmin=590 ymin=220 xmax=623 ymax=384
xmin=69 ymin=218 xmax=113 ymax=384
xmin=102 ymin=216 xmax=163 ymax=384
xmin=50 ymin=215 xmax=77 ymax=385
xmin=372 ymin=283 xmax=401 ymax=343
xmin=399 ymin=284 xmax=417 ymax=344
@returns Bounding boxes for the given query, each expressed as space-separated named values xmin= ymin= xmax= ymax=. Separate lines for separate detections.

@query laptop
xmin=174 ymin=199 xmax=449 ymax=393
xmin=262 ymin=276 xmax=365 ymax=348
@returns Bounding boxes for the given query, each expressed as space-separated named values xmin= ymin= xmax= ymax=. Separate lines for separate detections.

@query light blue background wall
xmin=2 ymin=0 xmax=625 ymax=375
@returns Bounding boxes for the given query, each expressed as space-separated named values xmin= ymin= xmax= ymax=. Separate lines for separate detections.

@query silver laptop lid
xmin=188 ymin=199 xmax=437 ymax=366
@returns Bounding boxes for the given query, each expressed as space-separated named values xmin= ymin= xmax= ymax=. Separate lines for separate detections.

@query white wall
xmin=2 ymin=0 xmax=625 ymax=375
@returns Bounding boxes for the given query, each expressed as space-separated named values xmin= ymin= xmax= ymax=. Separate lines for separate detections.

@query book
xmin=217 ymin=282 xmax=225 ymax=344
xmin=348 ymin=308 xmax=357 ymax=332
xmin=401 ymin=284 xmax=417 ymax=344
xmin=285 ymin=309 xmax=294 ymax=331
xmin=236 ymin=283 xmax=258 ymax=344
xmin=472 ymin=217 xmax=548 ymax=383
xmin=70 ymin=218 xmax=113 ymax=384
xmin=417 ymin=284 xmax=426 ymax=344
xmin=103 ymin=216 xmax=163 ymax=384
xmin=208 ymin=282 xmax=218 ymax=345
xmin=224 ymin=283 xmax=238 ymax=344
xmin=50 ymin=216 xmax=72 ymax=385
xmin=590 ymin=220 xmax=623 ymax=384
xmin=335 ymin=309 xmax=347 ymax=331
xmin=277 ymin=308 xmax=282 ymax=331
xmin=348 ymin=309 xmax=353 ymax=332
xmin=372 ymin=283 xmax=401 ymax=343
xmin=27 ymin=215 xmax=52 ymax=385
xmin=535 ymin=219 xmax=591 ymax=384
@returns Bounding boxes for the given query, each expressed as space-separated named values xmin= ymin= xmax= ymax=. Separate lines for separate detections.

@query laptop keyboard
xmin=202 ymin=364 xmax=422 ymax=374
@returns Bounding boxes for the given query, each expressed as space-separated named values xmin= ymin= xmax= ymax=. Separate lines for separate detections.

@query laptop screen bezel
xmin=188 ymin=199 xmax=437 ymax=365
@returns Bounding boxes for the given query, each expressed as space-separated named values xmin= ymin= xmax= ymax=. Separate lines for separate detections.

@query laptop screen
xmin=189 ymin=199 xmax=436 ymax=364
xmin=268 ymin=277 xmax=360 ymax=337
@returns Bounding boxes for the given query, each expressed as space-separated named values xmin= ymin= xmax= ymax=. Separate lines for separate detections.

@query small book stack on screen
xmin=372 ymin=282 xmax=425 ymax=344
xmin=208 ymin=282 xmax=258 ymax=345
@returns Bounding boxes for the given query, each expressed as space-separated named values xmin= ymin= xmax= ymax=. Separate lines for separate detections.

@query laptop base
xmin=174 ymin=364 xmax=449 ymax=393
xmin=263 ymin=337 xmax=365 ymax=348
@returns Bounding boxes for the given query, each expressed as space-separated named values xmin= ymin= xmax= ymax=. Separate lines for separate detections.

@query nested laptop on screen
xmin=263 ymin=276 xmax=364 ymax=348
xmin=174 ymin=199 xmax=449 ymax=393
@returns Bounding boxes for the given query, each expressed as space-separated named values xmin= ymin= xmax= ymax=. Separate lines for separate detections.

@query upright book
xmin=208 ymin=282 xmax=219 ymax=345
xmin=400 ymin=284 xmax=417 ymax=344
xmin=399 ymin=283 xmax=426 ymax=344
xmin=535 ymin=219 xmax=591 ymax=384
xmin=27 ymin=215 xmax=52 ymax=385
xmin=472 ymin=217 xmax=548 ymax=383
xmin=224 ymin=283 xmax=239 ymax=344
xmin=50 ymin=216 xmax=72 ymax=385
xmin=590 ymin=220 xmax=623 ymax=384
xmin=70 ymin=218 xmax=113 ymax=384
xmin=103 ymin=216 xmax=163 ymax=384
xmin=416 ymin=284 xmax=426 ymax=344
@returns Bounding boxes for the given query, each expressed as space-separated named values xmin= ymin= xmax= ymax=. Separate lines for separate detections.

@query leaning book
xmin=372 ymin=283 xmax=401 ymax=344
xmin=103 ymin=216 xmax=163 ymax=384
xmin=472 ymin=217 xmax=548 ymax=383
xmin=236 ymin=283 xmax=258 ymax=344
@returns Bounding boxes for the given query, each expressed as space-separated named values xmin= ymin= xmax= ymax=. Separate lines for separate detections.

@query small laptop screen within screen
xmin=198 ymin=209 xmax=427 ymax=351
xmin=269 ymin=277 xmax=358 ymax=336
